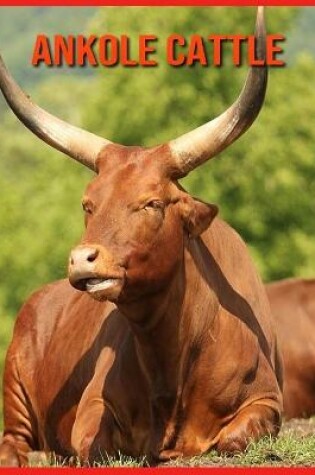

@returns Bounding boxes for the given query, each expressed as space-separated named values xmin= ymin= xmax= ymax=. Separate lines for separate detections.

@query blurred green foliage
xmin=1 ymin=6 xmax=315 ymax=428
xmin=0 ymin=7 xmax=96 ymax=85
xmin=286 ymin=8 xmax=315 ymax=62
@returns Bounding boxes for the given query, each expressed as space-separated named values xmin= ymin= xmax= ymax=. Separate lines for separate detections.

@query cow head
xmin=68 ymin=143 xmax=219 ymax=302
xmin=0 ymin=9 xmax=267 ymax=304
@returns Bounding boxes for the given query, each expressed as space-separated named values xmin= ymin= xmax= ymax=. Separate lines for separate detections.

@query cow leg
xmin=216 ymin=403 xmax=281 ymax=454
xmin=0 ymin=353 xmax=37 ymax=466
xmin=0 ymin=441 xmax=20 ymax=466
xmin=71 ymin=399 xmax=117 ymax=464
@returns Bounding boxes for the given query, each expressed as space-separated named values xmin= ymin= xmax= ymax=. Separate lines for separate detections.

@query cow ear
xmin=181 ymin=197 xmax=218 ymax=237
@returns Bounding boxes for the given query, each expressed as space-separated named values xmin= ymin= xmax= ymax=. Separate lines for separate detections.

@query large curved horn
xmin=0 ymin=54 xmax=111 ymax=171
xmin=169 ymin=7 xmax=267 ymax=178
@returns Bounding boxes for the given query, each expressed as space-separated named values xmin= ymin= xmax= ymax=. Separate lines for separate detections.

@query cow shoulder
xmin=7 ymin=279 xmax=78 ymax=363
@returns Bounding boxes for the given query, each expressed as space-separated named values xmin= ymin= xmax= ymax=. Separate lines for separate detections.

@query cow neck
xmin=117 ymin=235 xmax=219 ymax=409
xmin=118 ymin=262 xmax=184 ymax=397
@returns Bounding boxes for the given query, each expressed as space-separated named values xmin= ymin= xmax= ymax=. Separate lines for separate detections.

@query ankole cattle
xmin=267 ymin=278 xmax=315 ymax=420
xmin=0 ymin=8 xmax=282 ymax=466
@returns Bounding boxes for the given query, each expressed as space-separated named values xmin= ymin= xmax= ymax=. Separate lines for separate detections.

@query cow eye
xmin=144 ymin=200 xmax=164 ymax=211
xmin=82 ymin=201 xmax=93 ymax=214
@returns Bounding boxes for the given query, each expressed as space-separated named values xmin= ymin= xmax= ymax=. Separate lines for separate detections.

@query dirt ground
xmin=281 ymin=418 xmax=315 ymax=436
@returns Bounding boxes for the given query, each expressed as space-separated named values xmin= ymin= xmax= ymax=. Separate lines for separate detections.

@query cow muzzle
xmin=68 ymin=245 xmax=125 ymax=301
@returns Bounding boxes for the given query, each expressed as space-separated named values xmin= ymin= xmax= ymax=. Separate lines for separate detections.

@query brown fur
xmin=267 ymin=278 xmax=315 ymax=419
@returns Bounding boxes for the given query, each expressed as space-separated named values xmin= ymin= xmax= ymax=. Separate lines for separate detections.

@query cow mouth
xmin=71 ymin=275 xmax=124 ymax=301
xmin=85 ymin=278 xmax=120 ymax=293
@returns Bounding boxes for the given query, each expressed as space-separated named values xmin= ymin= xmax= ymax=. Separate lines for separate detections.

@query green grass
xmin=26 ymin=428 xmax=315 ymax=468
xmin=28 ymin=452 xmax=149 ymax=468
xmin=167 ymin=433 xmax=315 ymax=467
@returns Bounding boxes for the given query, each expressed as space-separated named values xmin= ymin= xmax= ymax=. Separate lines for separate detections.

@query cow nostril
xmin=87 ymin=249 xmax=99 ymax=263
xmin=70 ymin=247 xmax=100 ymax=268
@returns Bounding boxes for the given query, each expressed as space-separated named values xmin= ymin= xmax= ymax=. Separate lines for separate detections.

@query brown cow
xmin=0 ymin=8 xmax=282 ymax=467
xmin=266 ymin=278 xmax=315 ymax=420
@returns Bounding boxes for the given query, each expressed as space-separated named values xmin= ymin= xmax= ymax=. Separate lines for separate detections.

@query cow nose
xmin=70 ymin=247 xmax=99 ymax=266
xmin=69 ymin=246 xmax=101 ymax=290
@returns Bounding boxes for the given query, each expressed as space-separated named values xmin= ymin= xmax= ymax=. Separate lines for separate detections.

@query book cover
xmin=0 ymin=4 xmax=314 ymax=471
